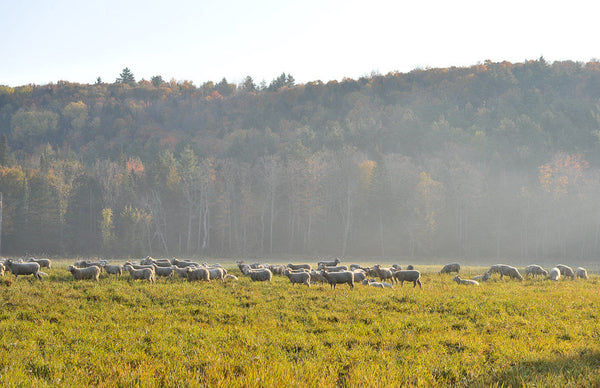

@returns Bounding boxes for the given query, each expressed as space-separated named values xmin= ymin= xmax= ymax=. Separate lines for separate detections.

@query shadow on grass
xmin=474 ymin=348 xmax=600 ymax=387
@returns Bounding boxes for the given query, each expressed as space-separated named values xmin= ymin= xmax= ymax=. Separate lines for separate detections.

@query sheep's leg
xmin=417 ymin=279 xmax=422 ymax=288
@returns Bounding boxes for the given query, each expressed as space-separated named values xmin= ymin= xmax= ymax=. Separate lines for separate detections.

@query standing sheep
xmin=547 ymin=267 xmax=561 ymax=281
xmin=284 ymin=269 xmax=311 ymax=286
xmin=103 ymin=264 xmax=123 ymax=276
xmin=186 ymin=267 xmax=210 ymax=282
xmin=372 ymin=264 xmax=395 ymax=284
xmin=487 ymin=264 xmax=523 ymax=281
xmin=27 ymin=257 xmax=52 ymax=269
xmin=320 ymin=270 xmax=354 ymax=290
xmin=393 ymin=270 xmax=422 ymax=288
xmin=287 ymin=263 xmax=311 ymax=271
xmin=67 ymin=265 xmax=101 ymax=282
xmin=245 ymin=268 xmax=273 ymax=282
xmin=317 ymin=258 xmax=341 ymax=268
xmin=556 ymin=264 xmax=575 ymax=280
xmin=576 ymin=267 xmax=588 ymax=279
xmin=125 ymin=265 xmax=156 ymax=283
xmin=4 ymin=259 xmax=45 ymax=280
xmin=440 ymin=263 xmax=461 ymax=274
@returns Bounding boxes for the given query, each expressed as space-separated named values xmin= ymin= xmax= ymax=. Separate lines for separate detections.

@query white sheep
xmin=103 ymin=264 xmax=123 ymax=276
xmin=245 ymin=268 xmax=273 ymax=282
xmin=319 ymin=265 xmax=348 ymax=272
xmin=287 ymin=263 xmax=311 ymax=271
xmin=547 ymin=267 xmax=561 ymax=281
xmin=362 ymin=279 xmax=393 ymax=288
xmin=4 ymin=259 xmax=45 ymax=280
xmin=268 ymin=264 xmax=286 ymax=275
xmin=317 ymin=258 xmax=341 ymax=268
xmin=453 ymin=275 xmax=479 ymax=286
xmin=186 ymin=267 xmax=210 ymax=282
xmin=487 ymin=264 xmax=523 ymax=281
xmin=372 ymin=264 xmax=395 ymax=283
xmin=576 ymin=267 xmax=588 ymax=279
xmin=284 ymin=268 xmax=311 ymax=286
xmin=224 ymin=274 xmax=238 ymax=282
xmin=26 ymin=257 xmax=52 ymax=269
xmin=556 ymin=264 xmax=575 ymax=280
xmin=393 ymin=270 xmax=422 ymax=288
xmin=153 ymin=265 xmax=175 ymax=278
xmin=309 ymin=269 xmax=328 ymax=284
xmin=125 ymin=265 xmax=156 ymax=283
xmin=173 ymin=267 xmax=191 ymax=280
xmin=351 ymin=270 xmax=366 ymax=283
xmin=67 ymin=265 xmax=101 ymax=281
xmin=440 ymin=262 xmax=461 ymax=274
xmin=320 ymin=270 xmax=354 ymax=290
xmin=472 ymin=272 xmax=491 ymax=282
xmin=524 ymin=265 xmax=548 ymax=278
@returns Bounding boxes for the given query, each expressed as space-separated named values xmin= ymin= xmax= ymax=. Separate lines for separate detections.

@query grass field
xmin=0 ymin=261 xmax=599 ymax=387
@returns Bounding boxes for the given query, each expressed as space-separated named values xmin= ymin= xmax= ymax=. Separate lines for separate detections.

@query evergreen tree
xmin=116 ymin=67 xmax=136 ymax=85
xmin=0 ymin=134 xmax=10 ymax=166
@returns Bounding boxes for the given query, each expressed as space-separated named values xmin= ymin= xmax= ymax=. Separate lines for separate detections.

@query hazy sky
xmin=1 ymin=0 xmax=598 ymax=87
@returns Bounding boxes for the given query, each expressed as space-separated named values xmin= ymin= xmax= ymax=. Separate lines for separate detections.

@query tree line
xmin=1 ymin=58 xmax=600 ymax=261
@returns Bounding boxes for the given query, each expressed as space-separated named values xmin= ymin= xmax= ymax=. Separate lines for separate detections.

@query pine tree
xmin=116 ymin=67 xmax=136 ymax=85
xmin=0 ymin=134 xmax=10 ymax=166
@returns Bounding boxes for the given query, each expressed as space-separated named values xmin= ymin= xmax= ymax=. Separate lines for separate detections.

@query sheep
xmin=472 ymin=272 xmax=491 ymax=282
xmin=173 ymin=267 xmax=191 ymax=280
xmin=391 ymin=264 xmax=402 ymax=271
xmin=284 ymin=268 xmax=311 ymax=286
xmin=317 ymin=258 xmax=341 ymax=268
xmin=393 ymin=270 xmax=422 ymax=288
xmin=224 ymin=274 xmax=238 ymax=282
xmin=556 ymin=264 xmax=575 ymax=280
xmin=440 ymin=262 xmax=461 ymax=274
xmin=406 ymin=264 xmax=414 ymax=270
xmin=245 ymin=268 xmax=273 ymax=282
xmin=287 ymin=263 xmax=311 ymax=271
xmin=140 ymin=256 xmax=155 ymax=265
xmin=576 ymin=267 xmax=588 ymax=279
xmin=26 ymin=257 xmax=52 ymax=269
xmin=124 ymin=265 xmax=155 ymax=283
xmin=103 ymin=264 xmax=123 ymax=276
xmin=362 ymin=279 xmax=393 ymax=288
xmin=352 ymin=270 xmax=367 ymax=283
xmin=547 ymin=267 xmax=561 ymax=281
xmin=453 ymin=275 xmax=479 ymax=286
xmin=525 ymin=265 xmax=548 ymax=278
xmin=309 ymin=269 xmax=328 ymax=284
xmin=320 ymin=270 xmax=354 ymax=290
xmin=320 ymin=265 xmax=348 ymax=272
xmin=349 ymin=264 xmax=367 ymax=271
xmin=204 ymin=267 xmax=225 ymax=281
xmin=153 ymin=265 xmax=175 ymax=278
xmin=186 ymin=267 xmax=210 ymax=282
xmin=487 ymin=264 xmax=523 ymax=281
xmin=172 ymin=258 xmax=200 ymax=268
xmin=372 ymin=264 xmax=395 ymax=283
xmin=4 ymin=259 xmax=44 ymax=280
xmin=67 ymin=265 xmax=101 ymax=281
xmin=0 ymin=262 xmax=4 ymax=276
xmin=268 ymin=264 xmax=286 ymax=275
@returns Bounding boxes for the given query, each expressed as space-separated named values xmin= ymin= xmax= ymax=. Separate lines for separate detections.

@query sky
xmin=1 ymin=0 xmax=599 ymax=87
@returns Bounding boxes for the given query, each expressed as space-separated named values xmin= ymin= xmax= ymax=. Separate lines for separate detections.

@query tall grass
xmin=0 ymin=264 xmax=598 ymax=386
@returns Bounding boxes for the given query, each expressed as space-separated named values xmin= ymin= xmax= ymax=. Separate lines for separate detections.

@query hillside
xmin=1 ymin=58 xmax=600 ymax=260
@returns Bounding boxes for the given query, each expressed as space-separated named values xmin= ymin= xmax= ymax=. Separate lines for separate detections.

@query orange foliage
xmin=539 ymin=152 xmax=588 ymax=197
xmin=126 ymin=157 xmax=144 ymax=175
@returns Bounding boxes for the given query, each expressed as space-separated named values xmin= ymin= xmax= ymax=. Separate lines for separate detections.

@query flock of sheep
xmin=440 ymin=262 xmax=590 ymax=286
xmin=0 ymin=257 xmax=592 ymax=290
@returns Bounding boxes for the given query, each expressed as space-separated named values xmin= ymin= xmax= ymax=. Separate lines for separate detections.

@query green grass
xmin=0 ymin=263 xmax=599 ymax=387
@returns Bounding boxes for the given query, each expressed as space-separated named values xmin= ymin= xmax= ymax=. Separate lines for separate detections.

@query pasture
xmin=0 ymin=261 xmax=599 ymax=387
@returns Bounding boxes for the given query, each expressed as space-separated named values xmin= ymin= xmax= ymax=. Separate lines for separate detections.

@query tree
xmin=241 ymin=76 xmax=257 ymax=92
xmin=0 ymin=134 xmax=10 ymax=166
xmin=268 ymin=73 xmax=295 ymax=91
xmin=151 ymin=75 xmax=164 ymax=87
xmin=116 ymin=67 xmax=136 ymax=85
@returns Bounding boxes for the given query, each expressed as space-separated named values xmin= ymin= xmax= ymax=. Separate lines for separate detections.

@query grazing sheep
xmin=576 ymin=267 xmax=588 ymax=279
xmin=124 ymin=265 xmax=155 ymax=283
xmin=320 ymin=270 xmax=354 ymax=290
xmin=406 ymin=264 xmax=414 ymax=270
xmin=245 ymin=268 xmax=273 ymax=282
xmin=487 ymin=264 xmax=523 ymax=281
xmin=103 ymin=264 xmax=123 ymax=276
xmin=172 ymin=258 xmax=200 ymax=268
xmin=206 ymin=267 xmax=226 ymax=281
xmin=287 ymin=263 xmax=311 ymax=271
xmin=67 ymin=265 xmax=101 ymax=281
xmin=351 ymin=270 xmax=367 ymax=283
xmin=525 ymin=265 xmax=548 ymax=278
xmin=224 ymin=274 xmax=238 ymax=282
xmin=349 ymin=264 xmax=367 ymax=271
xmin=4 ymin=259 xmax=44 ymax=280
xmin=362 ymin=279 xmax=393 ymax=288
xmin=284 ymin=269 xmax=311 ymax=286
xmin=453 ymin=275 xmax=479 ymax=286
xmin=547 ymin=267 xmax=561 ymax=281
xmin=186 ymin=267 xmax=210 ymax=282
xmin=372 ymin=264 xmax=395 ymax=283
xmin=76 ymin=260 xmax=106 ymax=271
xmin=440 ymin=262 xmax=461 ymax=274
xmin=26 ymin=257 xmax=52 ymax=269
xmin=393 ymin=270 xmax=422 ymax=288
xmin=472 ymin=272 xmax=491 ymax=282
xmin=556 ymin=264 xmax=575 ymax=280
xmin=153 ymin=265 xmax=175 ymax=278
xmin=317 ymin=258 xmax=341 ymax=268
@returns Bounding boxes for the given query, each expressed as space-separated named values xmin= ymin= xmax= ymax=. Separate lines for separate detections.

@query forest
xmin=1 ymin=58 xmax=600 ymax=262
